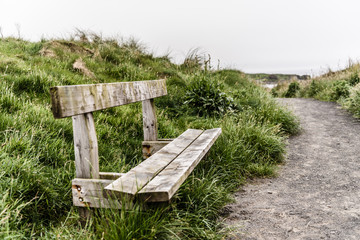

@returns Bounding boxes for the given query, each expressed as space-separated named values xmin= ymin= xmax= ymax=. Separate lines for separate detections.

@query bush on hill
xmin=285 ymin=82 xmax=300 ymax=98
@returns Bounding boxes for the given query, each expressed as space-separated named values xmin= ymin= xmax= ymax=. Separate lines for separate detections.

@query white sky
xmin=1 ymin=0 xmax=360 ymax=75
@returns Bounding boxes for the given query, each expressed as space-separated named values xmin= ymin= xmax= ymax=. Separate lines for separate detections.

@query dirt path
xmin=224 ymin=98 xmax=360 ymax=240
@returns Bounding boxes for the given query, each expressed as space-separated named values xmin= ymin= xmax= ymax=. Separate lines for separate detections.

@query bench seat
xmin=105 ymin=128 xmax=221 ymax=202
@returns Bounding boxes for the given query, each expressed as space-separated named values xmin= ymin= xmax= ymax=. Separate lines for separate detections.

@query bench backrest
xmin=50 ymin=79 xmax=167 ymax=118
xmin=50 ymin=79 xmax=167 ymax=180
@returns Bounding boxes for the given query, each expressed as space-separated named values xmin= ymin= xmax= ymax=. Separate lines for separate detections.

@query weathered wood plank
xmin=142 ymin=99 xmax=158 ymax=141
xmin=142 ymin=139 xmax=173 ymax=159
xmin=99 ymin=172 xmax=125 ymax=180
xmin=104 ymin=129 xmax=204 ymax=197
xmin=138 ymin=128 xmax=222 ymax=202
xmin=73 ymin=191 xmax=122 ymax=209
xmin=50 ymin=79 xmax=167 ymax=118
xmin=73 ymin=196 xmax=120 ymax=209
xmin=72 ymin=113 xmax=99 ymax=179
xmin=73 ymin=178 xmax=113 ymax=198
xmin=72 ymin=178 xmax=122 ymax=209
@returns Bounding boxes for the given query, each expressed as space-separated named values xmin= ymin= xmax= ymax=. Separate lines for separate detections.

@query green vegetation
xmin=246 ymin=73 xmax=310 ymax=82
xmin=284 ymin=82 xmax=300 ymax=98
xmin=271 ymin=63 xmax=360 ymax=118
xmin=330 ymin=80 xmax=350 ymax=101
xmin=184 ymin=73 xmax=238 ymax=117
xmin=0 ymin=33 xmax=299 ymax=239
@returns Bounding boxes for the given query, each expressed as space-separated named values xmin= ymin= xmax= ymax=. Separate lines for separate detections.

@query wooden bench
xmin=50 ymin=79 xmax=221 ymax=212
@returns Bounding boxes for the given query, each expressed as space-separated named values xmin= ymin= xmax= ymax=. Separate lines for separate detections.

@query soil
xmin=223 ymin=98 xmax=360 ymax=240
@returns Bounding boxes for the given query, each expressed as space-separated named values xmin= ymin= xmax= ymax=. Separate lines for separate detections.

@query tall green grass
xmin=0 ymin=35 xmax=299 ymax=239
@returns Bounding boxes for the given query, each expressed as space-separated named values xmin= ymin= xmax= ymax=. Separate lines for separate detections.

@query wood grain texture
xmin=142 ymin=139 xmax=173 ymax=159
xmin=72 ymin=178 xmax=122 ymax=209
xmin=142 ymin=99 xmax=158 ymax=141
xmin=72 ymin=178 xmax=113 ymax=198
xmin=50 ymin=79 xmax=167 ymax=118
xmin=99 ymin=172 xmax=125 ymax=180
xmin=72 ymin=113 xmax=100 ymax=179
xmin=138 ymin=128 xmax=222 ymax=202
xmin=73 ymin=195 xmax=122 ymax=209
xmin=104 ymin=129 xmax=204 ymax=197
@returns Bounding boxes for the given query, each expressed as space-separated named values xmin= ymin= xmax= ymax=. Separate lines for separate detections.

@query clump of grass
xmin=346 ymin=83 xmax=360 ymax=117
xmin=307 ymin=80 xmax=322 ymax=97
xmin=180 ymin=48 xmax=204 ymax=72
xmin=184 ymin=72 xmax=238 ymax=117
xmin=349 ymin=71 xmax=360 ymax=86
xmin=330 ymin=80 xmax=350 ymax=100
xmin=284 ymin=82 xmax=300 ymax=98
xmin=0 ymin=34 xmax=299 ymax=239
xmin=92 ymin=202 xmax=170 ymax=240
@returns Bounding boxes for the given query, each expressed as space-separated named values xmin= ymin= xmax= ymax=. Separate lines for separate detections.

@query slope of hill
xmin=0 ymin=34 xmax=299 ymax=239
xmin=271 ymin=64 xmax=360 ymax=118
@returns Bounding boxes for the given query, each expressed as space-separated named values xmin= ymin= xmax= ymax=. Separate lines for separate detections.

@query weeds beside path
xmin=224 ymin=98 xmax=360 ymax=239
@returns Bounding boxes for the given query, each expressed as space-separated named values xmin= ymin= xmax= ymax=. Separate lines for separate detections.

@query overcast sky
xmin=1 ymin=0 xmax=360 ymax=75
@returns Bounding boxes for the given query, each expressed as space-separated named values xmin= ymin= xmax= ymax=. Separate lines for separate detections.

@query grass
xmin=271 ymin=62 xmax=360 ymax=119
xmin=0 ymin=34 xmax=299 ymax=239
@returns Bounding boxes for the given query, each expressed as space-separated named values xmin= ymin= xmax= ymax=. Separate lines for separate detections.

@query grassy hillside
xmin=0 ymin=34 xmax=299 ymax=239
xmin=271 ymin=63 xmax=360 ymax=118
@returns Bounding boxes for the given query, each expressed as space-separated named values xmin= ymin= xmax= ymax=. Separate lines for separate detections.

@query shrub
xmin=307 ymin=80 xmax=321 ymax=97
xmin=331 ymin=80 xmax=350 ymax=100
xmin=285 ymin=82 xmax=300 ymax=98
xmin=270 ymin=88 xmax=278 ymax=97
xmin=349 ymin=71 xmax=360 ymax=86
xmin=184 ymin=74 xmax=238 ymax=117
xmin=347 ymin=84 xmax=360 ymax=117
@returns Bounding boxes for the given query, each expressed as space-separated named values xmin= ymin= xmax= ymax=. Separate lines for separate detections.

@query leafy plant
xmin=347 ymin=85 xmax=360 ymax=117
xmin=307 ymin=80 xmax=321 ymax=97
xmin=184 ymin=74 xmax=238 ymax=117
xmin=270 ymin=87 xmax=278 ymax=97
xmin=331 ymin=80 xmax=350 ymax=100
xmin=285 ymin=82 xmax=300 ymax=98
xmin=349 ymin=71 xmax=360 ymax=86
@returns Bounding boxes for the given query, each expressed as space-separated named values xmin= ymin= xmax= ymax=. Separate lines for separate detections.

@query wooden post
xmin=72 ymin=112 xmax=100 ymax=219
xmin=142 ymin=99 xmax=158 ymax=141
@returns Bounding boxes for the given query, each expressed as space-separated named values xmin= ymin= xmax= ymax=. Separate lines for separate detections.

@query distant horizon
xmin=243 ymin=68 xmax=335 ymax=77
xmin=245 ymin=70 xmax=312 ymax=76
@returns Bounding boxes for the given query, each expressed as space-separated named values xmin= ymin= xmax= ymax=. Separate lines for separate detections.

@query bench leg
xmin=72 ymin=113 xmax=100 ymax=221
xmin=78 ymin=207 xmax=91 ymax=225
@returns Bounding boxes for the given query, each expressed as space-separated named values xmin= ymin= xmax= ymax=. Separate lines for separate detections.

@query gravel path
xmin=224 ymin=98 xmax=360 ymax=240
